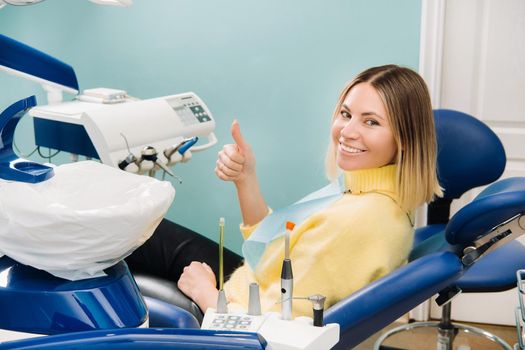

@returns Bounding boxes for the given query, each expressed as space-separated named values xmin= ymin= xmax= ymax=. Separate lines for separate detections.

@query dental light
xmin=88 ymin=0 xmax=132 ymax=6
xmin=0 ymin=0 xmax=132 ymax=9
xmin=0 ymin=0 xmax=44 ymax=6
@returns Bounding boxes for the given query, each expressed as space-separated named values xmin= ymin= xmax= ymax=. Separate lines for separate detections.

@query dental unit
xmin=0 ymin=33 xmax=216 ymax=180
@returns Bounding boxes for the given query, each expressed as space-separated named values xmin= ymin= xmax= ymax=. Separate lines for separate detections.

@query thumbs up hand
xmin=215 ymin=120 xmax=256 ymax=184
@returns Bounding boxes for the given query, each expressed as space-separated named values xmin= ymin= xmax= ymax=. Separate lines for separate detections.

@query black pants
xmin=126 ymin=218 xmax=243 ymax=288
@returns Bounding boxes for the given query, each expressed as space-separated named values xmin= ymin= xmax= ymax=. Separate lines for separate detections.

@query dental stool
xmin=373 ymin=109 xmax=522 ymax=350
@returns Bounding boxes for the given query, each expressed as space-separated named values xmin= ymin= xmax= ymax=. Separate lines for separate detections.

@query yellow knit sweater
xmin=223 ymin=165 xmax=414 ymax=317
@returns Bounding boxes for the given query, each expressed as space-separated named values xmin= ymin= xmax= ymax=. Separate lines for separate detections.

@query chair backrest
xmin=434 ymin=109 xmax=506 ymax=200
xmin=426 ymin=109 xmax=506 ymax=227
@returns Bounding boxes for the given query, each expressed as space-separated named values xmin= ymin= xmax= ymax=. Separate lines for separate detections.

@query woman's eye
xmin=365 ymin=119 xmax=379 ymax=126
xmin=341 ymin=111 xmax=351 ymax=119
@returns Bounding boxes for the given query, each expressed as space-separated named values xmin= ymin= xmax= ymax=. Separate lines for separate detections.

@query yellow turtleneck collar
xmin=343 ymin=164 xmax=398 ymax=197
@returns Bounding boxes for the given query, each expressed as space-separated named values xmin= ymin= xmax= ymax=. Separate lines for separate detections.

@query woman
xmin=127 ymin=64 xmax=442 ymax=317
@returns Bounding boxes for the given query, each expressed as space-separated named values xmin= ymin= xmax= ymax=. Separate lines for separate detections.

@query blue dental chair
xmin=323 ymin=108 xmax=519 ymax=349
xmin=373 ymin=110 xmax=525 ymax=350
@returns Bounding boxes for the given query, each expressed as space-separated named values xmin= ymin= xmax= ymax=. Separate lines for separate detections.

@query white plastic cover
xmin=0 ymin=161 xmax=175 ymax=280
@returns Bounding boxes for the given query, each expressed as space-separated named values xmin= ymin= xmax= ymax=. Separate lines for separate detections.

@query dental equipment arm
xmin=0 ymin=34 xmax=78 ymax=104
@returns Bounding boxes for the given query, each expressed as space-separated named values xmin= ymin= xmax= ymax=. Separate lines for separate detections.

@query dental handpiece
xmin=141 ymin=146 xmax=176 ymax=178
xmin=281 ymin=221 xmax=295 ymax=320
xmin=118 ymin=132 xmax=139 ymax=172
xmin=164 ymin=137 xmax=199 ymax=160
xmin=280 ymin=294 xmax=326 ymax=327
xmin=308 ymin=294 xmax=326 ymax=327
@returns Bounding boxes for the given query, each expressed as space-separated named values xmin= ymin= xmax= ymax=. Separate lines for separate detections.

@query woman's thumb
xmin=231 ymin=120 xmax=248 ymax=153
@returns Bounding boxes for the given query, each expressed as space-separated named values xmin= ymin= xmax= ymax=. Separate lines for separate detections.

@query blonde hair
xmin=325 ymin=65 xmax=442 ymax=211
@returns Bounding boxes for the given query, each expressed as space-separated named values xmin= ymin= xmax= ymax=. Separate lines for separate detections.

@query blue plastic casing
xmin=0 ymin=257 xmax=148 ymax=335
xmin=0 ymin=96 xmax=54 ymax=183
xmin=0 ymin=34 xmax=79 ymax=92
xmin=0 ymin=328 xmax=267 ymax=350
xmin=178 ymin=136 xmax=198 ymax=155
xmin=33 ymin=117 xmax=100 ymax=159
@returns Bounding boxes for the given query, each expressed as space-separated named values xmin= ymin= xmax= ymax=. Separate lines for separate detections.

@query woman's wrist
xmin=193 ymin=287 xmax=219 ymax=312
xmin=234 ymin=172 xmax=258 ymax=190
xmin=234 ymin=173 xmax=269 ymax=226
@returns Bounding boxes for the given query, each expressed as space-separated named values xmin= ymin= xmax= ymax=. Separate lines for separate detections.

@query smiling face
xmin=331 ymin=82 xmax=398 ymax=171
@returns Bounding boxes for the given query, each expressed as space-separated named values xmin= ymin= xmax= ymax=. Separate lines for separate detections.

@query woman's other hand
xmin=177 ymin=261 xmax=219 ymax=311
xmin=215 ymin=120 xmax=256 ymax=184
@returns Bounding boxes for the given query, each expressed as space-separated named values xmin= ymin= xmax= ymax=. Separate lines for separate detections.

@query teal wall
xmin=0 ymin=0 xmax=421 ymax=254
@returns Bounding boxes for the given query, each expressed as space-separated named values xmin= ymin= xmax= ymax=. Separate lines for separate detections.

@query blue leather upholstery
xmin=375 ymin=110 xmax=523 ymax=349
xmin=144 ymin=296 xmax=200 ymax=329
xmin=414 ymin=110 xmax=525 ymax=294
xmin=433 ymin=109 xmax=506 ymax=200
xmin=324 ymin=252 xmax=464 ymax=349
xmin=327 ymin=176 xmax=525 ymax=349
xmin=446 ymin=177 xmax=525 ymax=245
xmin=413 ymin=224 xmax=445 ymax=246
xmin=458 ymin=240 xmax=525 ymax=292
xmin=413 ymin=177 xmax=525 ymax=293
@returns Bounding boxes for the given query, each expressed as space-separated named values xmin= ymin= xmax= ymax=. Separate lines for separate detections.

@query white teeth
xmin=340 ymin=144 xmax=365 ymax=153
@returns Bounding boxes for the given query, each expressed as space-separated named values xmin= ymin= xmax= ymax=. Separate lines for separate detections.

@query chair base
xmin=373 ymin=321 xmax=512 ymax=350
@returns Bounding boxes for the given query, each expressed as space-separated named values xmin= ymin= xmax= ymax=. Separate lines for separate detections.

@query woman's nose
xmin=340 ymin=119 xmax=359 ymax=139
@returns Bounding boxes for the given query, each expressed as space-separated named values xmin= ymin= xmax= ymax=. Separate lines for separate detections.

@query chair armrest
xmin=144 ymin=296 xmax=200 ymax=329
xmin=324 ymin=251 xmax=464 ymax=349
xmin=413 ymin=224 xmax=446 ymax=246
xmin=133 ymin=273 xmax=204 ymax=323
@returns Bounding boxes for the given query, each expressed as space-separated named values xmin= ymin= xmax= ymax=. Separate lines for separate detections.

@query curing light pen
xmin=281 ymin=221 xmax=295 ymax=320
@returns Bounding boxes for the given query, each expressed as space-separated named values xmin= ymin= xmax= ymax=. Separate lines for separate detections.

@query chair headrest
xmin=446 ymin=177 xmax=525 ymax=245
xmin=434 ymin=109 xmax=506 ymax=199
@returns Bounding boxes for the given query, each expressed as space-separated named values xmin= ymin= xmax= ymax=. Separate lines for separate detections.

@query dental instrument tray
xmin=201 ymin=310 xmax=339 ymax=350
